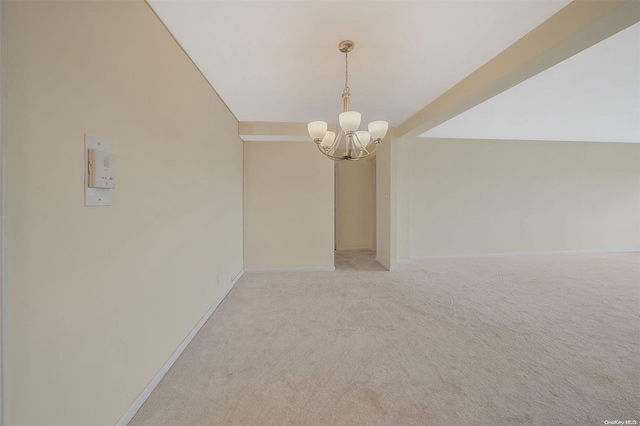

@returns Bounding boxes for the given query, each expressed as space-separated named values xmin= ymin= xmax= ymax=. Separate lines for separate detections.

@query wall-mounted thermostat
xmin=85 ymin=134 xmax=115 ymax=206
xmin=88 ymin=149 xmax=116 ymax=188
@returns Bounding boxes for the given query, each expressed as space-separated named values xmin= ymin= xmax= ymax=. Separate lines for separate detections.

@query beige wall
xmin=336 ymin=160 xmax=374 ymax=251
xmin=406 ymin=138 xmax=640 ymax=257
xmin=243 ymin=142 xmax=334 ymax=270
xmin=375 ymin=135 xmax=397 ymax=270
xmin=6 ymin=1 xmax=243 ymax=424
xmin=396 ymin=140 xmax=412 ymax=263
xmin=0 ymin=0 xmax=6 ymax=421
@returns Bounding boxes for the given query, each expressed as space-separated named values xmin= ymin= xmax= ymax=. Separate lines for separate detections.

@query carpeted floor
xmin=130 ymin=251 xmax=640 ymax=425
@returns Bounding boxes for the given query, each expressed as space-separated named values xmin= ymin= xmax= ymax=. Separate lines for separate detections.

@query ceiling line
xmin=144 ymin=0 xmax=240 ymax=124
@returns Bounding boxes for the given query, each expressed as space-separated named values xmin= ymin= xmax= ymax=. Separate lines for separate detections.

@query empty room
xmin=1 ymin=0 xmax=639 ymax=425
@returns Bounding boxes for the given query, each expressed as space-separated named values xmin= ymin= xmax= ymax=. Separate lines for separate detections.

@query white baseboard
xmin=245 ymin=266 xmax=335 ymax=273
xmin=411 ymin=248 xmax=640 ymax=260
xmin=397 ymin=259 xmax=412 ymax=265
xmin=375 ymin=257 xmax=397 ymax=271
xmin=116 ymin=269 xmax=245 ymax=426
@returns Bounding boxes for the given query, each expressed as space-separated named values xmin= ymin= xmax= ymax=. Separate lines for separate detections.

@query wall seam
xmin=0 ymin=0 xmax=8 ymax=422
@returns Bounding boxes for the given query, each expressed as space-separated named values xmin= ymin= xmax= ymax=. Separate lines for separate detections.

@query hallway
xmin=333 ymin=250 xmax=386 ymax=272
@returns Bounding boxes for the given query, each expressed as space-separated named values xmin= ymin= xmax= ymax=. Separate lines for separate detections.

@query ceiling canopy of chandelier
xmin=308 ymin=40 xmax=388 ymax=161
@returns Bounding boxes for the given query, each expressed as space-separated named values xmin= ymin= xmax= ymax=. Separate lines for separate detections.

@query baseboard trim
xmin=245 ymin=266 xmax=335 ymax=273
xmin=116 ymin=269 xmax=245 ymax=426
xmin=411 ymin=248 xmax=640 ymax=260
xmin=397 ymin=259 xmax=412 ymax=265
xmin=375 ymin=257 xmax=397 ymax=271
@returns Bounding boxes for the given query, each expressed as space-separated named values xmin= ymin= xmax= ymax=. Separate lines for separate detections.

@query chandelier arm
xmin=353 ymin=132 xmax=366 ymax=151
xmin=362 ymin=141 xmax=376 ymax=155
xmin=350 ymin=132 xmax=360 ymax=158
xmin=355 ymin=142 xmax=380 ymax=159
xmin=316 ymin=143 xmax=347 ymax=161
xmin=353 ymin=132 xmax=374 ymax=156
xmin=328 ymin=128 xmax=343 ymax=154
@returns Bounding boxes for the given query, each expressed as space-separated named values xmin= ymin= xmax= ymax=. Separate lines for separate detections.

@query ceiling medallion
xmin=308 ymin=40 xmax=388 ymax=161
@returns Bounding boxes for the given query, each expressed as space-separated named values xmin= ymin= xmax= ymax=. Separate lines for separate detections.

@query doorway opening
xmin=334 ymin=159 xmax=376 ymax=252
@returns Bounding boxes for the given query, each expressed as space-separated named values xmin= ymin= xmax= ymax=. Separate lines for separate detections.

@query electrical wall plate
xmin=85 ymin=134 xmax=113 ymax=206
xmin=88 ymin=149 xmax=116 ymax=188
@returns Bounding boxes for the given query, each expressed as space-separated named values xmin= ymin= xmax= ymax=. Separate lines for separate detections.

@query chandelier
xmin=308 ymin=40 xmax=388 ymax=161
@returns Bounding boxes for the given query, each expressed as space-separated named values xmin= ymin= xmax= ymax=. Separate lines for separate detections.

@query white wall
xmin=243 ymin=142 xmax=334 ymax=270
xmin=336 ymin=160 xmax=374 ymax=251
xmin=6 ymin=1 xmax=243 ymax=423
xmin=406 ymin=138 xmax=640 ymax=257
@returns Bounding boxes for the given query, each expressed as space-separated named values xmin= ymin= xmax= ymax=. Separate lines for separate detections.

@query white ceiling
xmin=421 ymin=22 xmax=640 ymax=143
xmin=148 ymin=0 xmax=569 ymax=126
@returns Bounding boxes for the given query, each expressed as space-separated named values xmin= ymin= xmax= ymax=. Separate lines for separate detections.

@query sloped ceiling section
xmin=148 ymin=0 xmax=569 ymax=126
xmin=420 ymin=22 xmax=640 ymax=143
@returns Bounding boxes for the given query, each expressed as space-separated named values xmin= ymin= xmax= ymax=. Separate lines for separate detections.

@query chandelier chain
xmin=344 ymin=51 xmax=350 ymax=94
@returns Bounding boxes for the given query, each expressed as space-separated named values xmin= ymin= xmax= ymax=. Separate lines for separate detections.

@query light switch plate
xmin=85 ymin=134 xmax=113 ymax=206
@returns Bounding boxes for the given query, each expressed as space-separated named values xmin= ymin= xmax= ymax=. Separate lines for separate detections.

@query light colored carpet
xmin=130 ymin=251 xmax=640 ymax=425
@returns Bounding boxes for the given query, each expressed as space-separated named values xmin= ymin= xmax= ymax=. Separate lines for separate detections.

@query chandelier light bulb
xmin=355 ymin=131 xmax=371 ymax=148
xmin=308 ymin=121 xmax=328 ymax=140
xmin=368 ymin=121 xmax=389 ymax=140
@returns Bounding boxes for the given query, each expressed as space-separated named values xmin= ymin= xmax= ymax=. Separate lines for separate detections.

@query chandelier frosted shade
xmin=339 ymin=111 xmax=361 ymax=132
xmin=321 ymin=131 xmax=335 ymax=148
xmin=368 ymin=121 xmax=389 ymax=140
xmin=308 ymin=121 xmax=328 ymax=140
xmin=308 ymin=40 xmax=388 ymax=161
xmin=355 ymin=131 xmax=371 ymax=148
